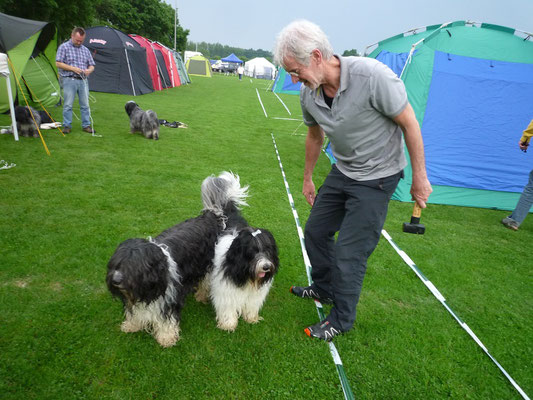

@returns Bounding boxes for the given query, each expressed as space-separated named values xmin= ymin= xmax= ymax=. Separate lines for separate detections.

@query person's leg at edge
xmin=62 ymin=78 xmax=76 ymax=129
xmin=327 ymin=171 xmax=401 ymax=332
xmin=509 ymin=169 xmax=533 ymax=226
xmin=78 ymin=79 xmax=91 ymax=129
xmin=304 ymin=165 xmax=347 ymax=299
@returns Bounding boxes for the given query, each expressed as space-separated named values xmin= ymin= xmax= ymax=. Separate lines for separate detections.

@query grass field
xmin=1 ymin=74 xmax=531 ymax=399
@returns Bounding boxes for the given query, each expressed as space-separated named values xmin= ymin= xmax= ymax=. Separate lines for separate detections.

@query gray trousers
xmin=304 ymin=165 xmax=401 ymax=331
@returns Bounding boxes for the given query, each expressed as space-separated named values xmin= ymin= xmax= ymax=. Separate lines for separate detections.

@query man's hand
xmin=410 ymin=175 xmax=432 ymax=208
xmin=303 ymin=179 xmax=316 ymax=206
xmin=519 ymin=140 xmax=529 ymax=152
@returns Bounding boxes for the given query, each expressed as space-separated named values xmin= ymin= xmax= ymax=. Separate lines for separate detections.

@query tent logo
xmin=90 ymin=39 xmax=107 ymax=45
xmin=126 ymin=42 xmax=134 ymax=47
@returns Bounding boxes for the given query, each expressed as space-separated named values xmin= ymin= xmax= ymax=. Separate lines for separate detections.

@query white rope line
xmin=271 ymin=117 xmax=301 ymax=121
xmin=255 ymin=88 xmax=268 ymax=118
xmin=381 ymin=229 xmax=530 ymax=400
xmin=271 ymin=132 xmax=354 ymax=400
xmin=273 ymin=92 xmax=291 ymax=115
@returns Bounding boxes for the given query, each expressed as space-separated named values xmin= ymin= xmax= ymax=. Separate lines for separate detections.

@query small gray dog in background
xmin=125 ymin=101 xmax=160 ymax=140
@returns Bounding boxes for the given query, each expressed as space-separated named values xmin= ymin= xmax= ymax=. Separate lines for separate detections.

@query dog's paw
xmin=217 ymin=319 xmax=238 ymax=332
xmin=155 ymin=332 xmax=179 ymax=347
xmin=243 ymin=314 xmax=263 ymax=324
xmin=121 ymin=320 xmax=142 ymax=333
xmin=194 ymin=291 xmax=209 ymax=304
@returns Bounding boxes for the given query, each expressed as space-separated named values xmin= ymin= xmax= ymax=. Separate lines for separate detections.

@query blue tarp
xmin=375 ymin=50 xmax=411 ymax=77
xmin=221 ymin=53 xmax=243 ymax=63
xmin=422 ymin=51 xmax=533 ymax=193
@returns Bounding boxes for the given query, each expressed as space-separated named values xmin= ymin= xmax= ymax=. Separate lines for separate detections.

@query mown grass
xmin=0 ymin=74 xmax=531 ymax=399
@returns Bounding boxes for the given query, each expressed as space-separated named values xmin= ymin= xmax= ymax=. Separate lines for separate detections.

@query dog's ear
xmin=252 ymin=228 xmax=280 ymax=270
xmin=222 ymin=231 xmax=256 ymax=286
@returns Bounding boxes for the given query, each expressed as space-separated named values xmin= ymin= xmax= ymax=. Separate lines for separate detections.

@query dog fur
xmin=195 ymin=173 xmax=280 ymax=332
xmin=125 ymin=101 xmax=160 ymax=140
xmin=106 ymin=172 xmax=248 ymax=347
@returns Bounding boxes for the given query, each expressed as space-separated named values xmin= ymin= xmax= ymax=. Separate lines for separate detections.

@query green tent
xmin=0 ymin=12 xmax=60 ymax=113
xmin=365 ymin=21 xmax=533 ymax=210
xmin=185 ymin=55 xmax=212 ymax=77
xmin=272 ymin=67 xmax=301 ymax=95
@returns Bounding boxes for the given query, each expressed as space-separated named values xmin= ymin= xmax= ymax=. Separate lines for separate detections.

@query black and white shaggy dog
xmin=106 ymin=171 xmax=248 ymax=347
xmin=15 ymin=106 xmax=41 ymax=137
xmin=195 ymin=173 xmax=280 ymax=332
xmin=125 ymin=100 xmax=160 ymax=140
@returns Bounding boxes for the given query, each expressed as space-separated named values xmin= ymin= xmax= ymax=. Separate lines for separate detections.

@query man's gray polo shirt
xmin=301 ymin=55 xmax=408 ymax=181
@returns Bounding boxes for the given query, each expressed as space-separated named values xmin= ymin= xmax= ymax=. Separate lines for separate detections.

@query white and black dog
xmin=106 ymin=172 xmax=248 ymax=347
xmin=125 ymin=101 xmax=160 ymax=140
xmin=15 ymin=106 xmax=41 ymax=137
xmin=195 ymin=173 xmax=280 ymax=332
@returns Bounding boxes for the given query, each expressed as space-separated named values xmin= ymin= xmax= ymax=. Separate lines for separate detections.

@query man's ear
xmin=311 ymin=49 xmax=323 ymax=64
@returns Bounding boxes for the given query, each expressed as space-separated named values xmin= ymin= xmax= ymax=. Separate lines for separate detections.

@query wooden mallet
xmin=403 ymin=203 xmax=425 ymax=234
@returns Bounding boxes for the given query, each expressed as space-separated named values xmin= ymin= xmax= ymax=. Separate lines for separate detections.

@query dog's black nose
xmin=112 ymin=271 xmax=123 ymax=286
xmin=262 ymin=264 xmax=272 ymax=272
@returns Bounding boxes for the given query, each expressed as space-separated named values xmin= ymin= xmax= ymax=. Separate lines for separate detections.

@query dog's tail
xmin=201 ymin=171 xmax=248 ymax=216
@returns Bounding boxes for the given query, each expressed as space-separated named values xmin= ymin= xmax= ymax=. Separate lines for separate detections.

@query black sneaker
xmin=290 ymin=285 xmax=333 ymax=304
xmin=304 ymin=320 xmax=341 ymax=341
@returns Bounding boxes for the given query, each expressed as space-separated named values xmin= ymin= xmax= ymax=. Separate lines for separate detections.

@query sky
xmin=167 ymin=0 xmax=533 ymax=55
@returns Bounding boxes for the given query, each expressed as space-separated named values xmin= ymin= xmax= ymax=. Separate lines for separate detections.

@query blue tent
xmin=272 ymin=67 xmax=301 ymax=95
xmin=221 ymin=53 xmax=243 ymax=64
xmin=363 ymin=21 xmax=533 ymax=211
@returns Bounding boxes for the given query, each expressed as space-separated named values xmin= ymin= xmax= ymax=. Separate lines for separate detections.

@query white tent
xmin=184 ymin=51 xmax=203 ymax=63
xmin=244 ymin=57 xmax=275 ymax=80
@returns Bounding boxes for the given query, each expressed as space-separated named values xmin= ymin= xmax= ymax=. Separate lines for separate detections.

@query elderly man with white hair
xmin=274 ymin=20 xmax=432 ymax=341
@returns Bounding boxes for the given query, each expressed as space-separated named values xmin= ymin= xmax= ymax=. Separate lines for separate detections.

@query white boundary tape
xmin=271 ymin=132 xmax=355 ymax=400
xmin=255 ymin=88 xmax=268 ymax=118
xmin=273 ymin=92 xmax=292 ymax=115
xmin=381 ymin=229 xmax=530 ymax=400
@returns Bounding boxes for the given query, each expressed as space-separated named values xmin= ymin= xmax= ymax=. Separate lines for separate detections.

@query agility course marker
xmin=381 ymin=229 xmax=530 ymax=400
xmin=271 ymin=117 xmax=301 ymax=121
xmin=273 ymin=92 xmax=291 ymax=115
xmin=271 ymin=132 xmax=355 ymax=400
xmin=255 ymin=88 xmax=268 ymax=118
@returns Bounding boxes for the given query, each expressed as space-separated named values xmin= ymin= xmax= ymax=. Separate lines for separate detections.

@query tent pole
xmin=174 ymin=1 xmax=177 ymax=51
xmin=124 ymin=49 xmax=136 ymax=96
xmin=6 ymin=75 xmax=19 ymax=141
xmin=0 ymin=53 xmax=19 ymax=141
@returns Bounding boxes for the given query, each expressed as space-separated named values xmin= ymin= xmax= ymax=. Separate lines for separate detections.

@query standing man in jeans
xmin=56 ymin=27 xmax=95 ymax=134
xmin=273 ymin=20 xmax=432 ymax=341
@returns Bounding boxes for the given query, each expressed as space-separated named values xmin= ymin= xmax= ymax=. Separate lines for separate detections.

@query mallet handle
xmin=411 ymin=203 xmax=422 ymax=224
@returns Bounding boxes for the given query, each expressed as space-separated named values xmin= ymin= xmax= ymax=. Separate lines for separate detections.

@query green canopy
xmin=0 ymin=12 xmax=60 ymax=113
xmin=366 ymin=21 xmax=533 ymax=210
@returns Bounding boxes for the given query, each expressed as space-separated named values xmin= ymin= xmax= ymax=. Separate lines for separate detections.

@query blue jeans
xmin=304 ymin=165 xmax=402 ymax=331
xmin=510 ymin=169 xmax=533 ymax=225
xmin=62 ymin=77 xmax=91 ymax=128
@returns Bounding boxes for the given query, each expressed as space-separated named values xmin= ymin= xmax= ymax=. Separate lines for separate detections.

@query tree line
xmin=0 ymin=0 xmax=189 ymax=51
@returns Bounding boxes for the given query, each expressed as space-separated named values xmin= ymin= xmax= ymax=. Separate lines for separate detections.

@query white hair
xmin=273 ymin=20 xmax=334 ymax=67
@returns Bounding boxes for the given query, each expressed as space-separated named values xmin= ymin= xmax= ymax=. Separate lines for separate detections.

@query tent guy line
xmin=255 ymin=88 xmax=268 ymax=118
xmin=381 ymin=229 xmax=530 ymax=400
xmin=271 ymin=132 xmax=355 ymax=400
xmin=273 ymin=92 xmax=291 ymax=115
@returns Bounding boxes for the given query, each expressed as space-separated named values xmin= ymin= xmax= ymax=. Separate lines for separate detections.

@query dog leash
xmin=271 ymin=133 xmax=355 ymax=400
